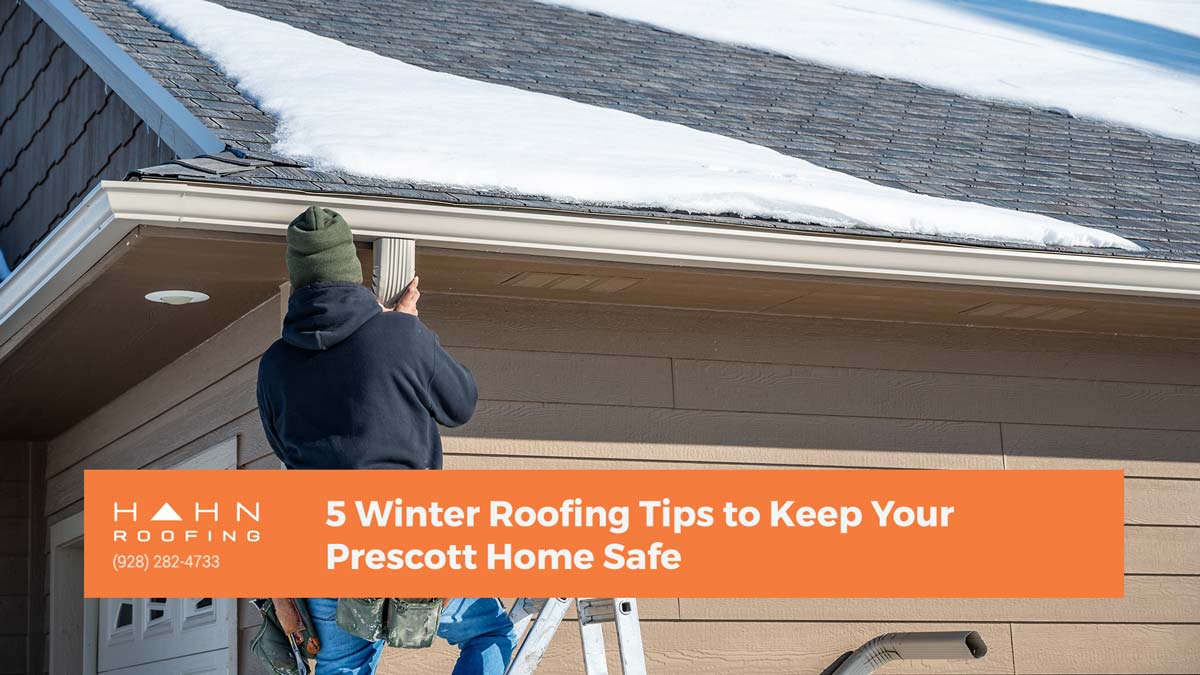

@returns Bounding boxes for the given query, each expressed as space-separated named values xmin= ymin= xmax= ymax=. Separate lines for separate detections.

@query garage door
xmin=98 ymin=597 xmax=233 ymax=674
xmin=96 ymin=438 xmax=238 ymax=675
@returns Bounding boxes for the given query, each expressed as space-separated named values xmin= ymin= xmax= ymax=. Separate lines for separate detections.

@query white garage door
xmin=97 ymin=598 xmax=233 ymax=674
xmin=96 ymin=438 xmax=238 ymax=675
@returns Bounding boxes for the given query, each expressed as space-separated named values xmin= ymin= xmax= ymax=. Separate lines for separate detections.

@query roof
xmin=73 ymin=0 xmax=1200 ymax=261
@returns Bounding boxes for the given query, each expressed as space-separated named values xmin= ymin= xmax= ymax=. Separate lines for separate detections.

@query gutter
xmin=4 ymin=179 xmax=1200 ymax=350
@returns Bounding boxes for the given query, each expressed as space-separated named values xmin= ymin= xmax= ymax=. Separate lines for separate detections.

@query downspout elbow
xmin=829 ymin=631 xmax=987 ymax=675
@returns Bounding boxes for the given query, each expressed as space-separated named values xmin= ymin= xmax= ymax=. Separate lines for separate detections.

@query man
xmin=257 ymin=206 xmax=516 ymax=675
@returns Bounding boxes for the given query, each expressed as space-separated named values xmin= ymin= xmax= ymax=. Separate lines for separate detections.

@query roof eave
xmin=25 ymin=0 xmax=223 ymax=158
xmin=5 ymin=179 xmax=1200 ymax=357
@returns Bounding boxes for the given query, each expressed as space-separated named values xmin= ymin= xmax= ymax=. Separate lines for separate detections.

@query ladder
xmin=505 ymin=598 xmax=648 ymax=675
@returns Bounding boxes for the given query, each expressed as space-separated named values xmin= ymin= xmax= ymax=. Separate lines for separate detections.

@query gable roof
xmin=71 ymin=0 xmax=1200 ymax=262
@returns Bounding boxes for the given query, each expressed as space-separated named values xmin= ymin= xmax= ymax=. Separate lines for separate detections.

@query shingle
xmin=75 ymin=0 xmax=1200 ymax=262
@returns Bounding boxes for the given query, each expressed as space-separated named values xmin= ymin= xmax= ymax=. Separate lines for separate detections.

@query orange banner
xmin=84 ymin=469 xmax=1123 ymax=598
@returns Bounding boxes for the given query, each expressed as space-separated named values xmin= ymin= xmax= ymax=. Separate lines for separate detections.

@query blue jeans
xmin=307 ymin=598 xmax=517 ymax=675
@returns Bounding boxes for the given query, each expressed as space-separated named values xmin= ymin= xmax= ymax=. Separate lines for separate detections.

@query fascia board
xmin=5 ymin=179 xmax=1200 ymax=356
xmin=108 ymin=180 xmax=1200 ymax=300
xmin=0 ymin=185 xmax=126 ymax=352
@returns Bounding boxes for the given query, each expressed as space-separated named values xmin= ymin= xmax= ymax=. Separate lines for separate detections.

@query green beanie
xmin=286 ymin=206 xmax=362 ymax=289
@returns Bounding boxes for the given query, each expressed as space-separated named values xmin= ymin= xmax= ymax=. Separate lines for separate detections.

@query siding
xmin=41 ymin=293 xmax=281 ymax=675
xmin=0 ymin=441 xmax=40 ymax=675
xmin=0 ymin=444 xmax=29 ymax=648
xmin=0 ymin=0 xmax=174 ymax=271
xmin=44 ymin=292 xmax=1200 ymax=675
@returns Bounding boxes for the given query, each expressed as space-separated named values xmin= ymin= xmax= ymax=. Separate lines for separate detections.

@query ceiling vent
xmin=500 ymin=272 xmax=642 ymax=293
xmin=961 ymin=302 xmax=1086 ymax=321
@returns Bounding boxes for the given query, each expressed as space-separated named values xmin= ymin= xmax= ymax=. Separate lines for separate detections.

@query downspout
xmin=372 ymin=238 xmax=416 ymax=307
xmin=823 ymin=631 xmax=987 ymax=675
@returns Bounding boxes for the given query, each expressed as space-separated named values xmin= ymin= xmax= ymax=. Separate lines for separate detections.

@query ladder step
xmin=577 ymin=598 xmax=637 ymax=626
xmin=506 ymin=598 xmax=646 ymax=675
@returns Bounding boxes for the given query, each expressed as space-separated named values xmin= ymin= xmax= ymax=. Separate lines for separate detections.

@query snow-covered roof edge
xmin=128 ymin=0 xmax=1141 ymax=253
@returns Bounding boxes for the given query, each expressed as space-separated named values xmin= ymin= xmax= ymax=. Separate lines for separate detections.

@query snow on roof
xmin=540 ymin=0 xmax=1200 ymax=143
xmin=131 ymin=0 xmax=1139 ymax=251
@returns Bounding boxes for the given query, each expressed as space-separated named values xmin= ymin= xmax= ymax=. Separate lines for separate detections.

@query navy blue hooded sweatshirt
xmin=256 ymin=281 xmax=477 ymax=470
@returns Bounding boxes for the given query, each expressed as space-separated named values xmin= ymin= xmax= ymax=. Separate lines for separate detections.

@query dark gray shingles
xmin=76 ymin=0 xmax=1200 ymax=261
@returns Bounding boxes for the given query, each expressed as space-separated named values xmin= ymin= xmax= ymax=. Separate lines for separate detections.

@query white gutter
xmin=4 ymin=179 xmax=1200 ymax=349
xmin=25 ymin=0 xmax=224 ymax=158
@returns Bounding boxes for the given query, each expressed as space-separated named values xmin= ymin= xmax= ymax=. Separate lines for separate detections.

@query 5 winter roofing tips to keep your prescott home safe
xmin=68 ymin=0 xmax=1200 ymax=262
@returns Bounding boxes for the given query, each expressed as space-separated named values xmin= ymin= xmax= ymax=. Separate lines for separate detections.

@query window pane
xmin=148 ymin=598 xmax=168 ymax=624
xmin=115 ymin=602 xmax=133 ymax=628
xmin=195 ymin=598 xmax=213 ymax=610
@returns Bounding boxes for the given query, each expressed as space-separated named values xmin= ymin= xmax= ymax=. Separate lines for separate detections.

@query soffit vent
xmin=500 ymin=272 xmax=642 ymax=293
xmin=961 ymin=302 xmax=1086 ymax=321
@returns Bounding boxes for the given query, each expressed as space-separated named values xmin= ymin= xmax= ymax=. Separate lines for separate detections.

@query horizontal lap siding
xmin=285 ymin=622 xmax=1020 ymax=675
xmin=0 ymin=442 xmax=32 ymax=675
xmin=45 ymin=292 xmax=1200 ymax=675
xmin=42 ymin=296 xmax=280 ymax=675
xmin=420 ymin=295 xmax=1200 ymax=675
xmin=671 ymin=359 xmax=1200 ymax=431
xmin=446 ymin=400 xmax=1004 ymax=469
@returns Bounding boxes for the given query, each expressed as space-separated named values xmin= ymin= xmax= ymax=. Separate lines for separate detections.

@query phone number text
xmin=111 ymin=554 xmax=221 ymax=572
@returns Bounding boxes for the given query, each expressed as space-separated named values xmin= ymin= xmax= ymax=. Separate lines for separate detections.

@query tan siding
xmin=1126 ymin=527 xmax=1200 ymax=575
xmin=672 ymin=359 xmax=1200 ymax=431
xmin=444 ymin=401 xmax=1004 ymax=469
xmin=1124 ymin=478 xmax=1200 ymax=526
xmin=459 ymin=347 xmax=675 ymax=407
xmin=242 ymin=453 xmax=282 ymax=472
xmin=41 ymin=295 xmax=279 ymax=674
xmin=374 ymin=622 xmax=1016 ymax=675
xmin=1002 ymin=424 xmax=1200 ymax=478
xmin=1012 ymin=624 xmax=1200 ymax=674
xmin=423 ymin=295 xmax=1200 ymax=387
xmin=678 ymin=575 xmax=1200 ymax=622
xmin=44 ymin=360 xmax=259 ymax=516
xmin=422 ymin=297 xmax=1200 ymax=675
xmin=41 ymin=292 xmax=1200 ymax=675
xmin=46 ymin=298 xmax=279 ymax=476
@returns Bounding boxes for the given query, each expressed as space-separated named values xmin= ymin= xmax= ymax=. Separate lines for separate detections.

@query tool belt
xmin=337 ymin=597 xmax=444 ymax=649
xmin=251 ymin=598 xmax=444 ymax=674
xmin=250 ymin=598 xmax=320 ymax=675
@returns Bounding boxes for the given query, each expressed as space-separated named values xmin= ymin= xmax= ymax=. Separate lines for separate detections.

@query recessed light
xmin=145 ymin=290 xmax=210 ymax=305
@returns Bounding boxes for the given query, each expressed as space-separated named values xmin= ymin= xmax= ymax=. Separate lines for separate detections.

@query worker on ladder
xmin=256 ymin=206 xmax=518 ymax=675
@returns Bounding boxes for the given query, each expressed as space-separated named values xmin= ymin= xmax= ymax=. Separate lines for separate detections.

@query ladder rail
xmin=506 ymin=598 xmax=647 ymax=675
xmin=611 ymin=600 xmax=647 ymax=675
xmin=578 ymin=619 xmax=609 ymax=675
xmin=506 ymin=598 xmax=571 ymax=675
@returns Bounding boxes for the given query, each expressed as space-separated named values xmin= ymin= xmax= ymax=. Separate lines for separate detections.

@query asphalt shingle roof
xmin=75 ymin=0 xmax=1200 ymax=261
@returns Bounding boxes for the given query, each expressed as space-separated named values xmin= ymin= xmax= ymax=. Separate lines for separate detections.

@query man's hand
xmin=389 ymin=276 xmax=420 ymax=316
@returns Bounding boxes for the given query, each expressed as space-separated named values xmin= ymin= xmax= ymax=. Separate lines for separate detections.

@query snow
xmin=132 ymin=0 xmax=1139 ymax=251
xmin=1042 ymin=0 xmax=1200 ymax=37
xmin=540 ymin=0 xmax=1200 ymax=142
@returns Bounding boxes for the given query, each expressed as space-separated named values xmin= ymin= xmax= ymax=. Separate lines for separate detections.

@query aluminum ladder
xmin=505 ymin=598 xmax=647 ymax=675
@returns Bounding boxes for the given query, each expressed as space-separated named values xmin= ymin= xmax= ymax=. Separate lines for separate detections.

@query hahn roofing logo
xmin=112 ymin=500 xmax=262 ymax=543
xmin=151 ymin=502 xmax=183 ymax=521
